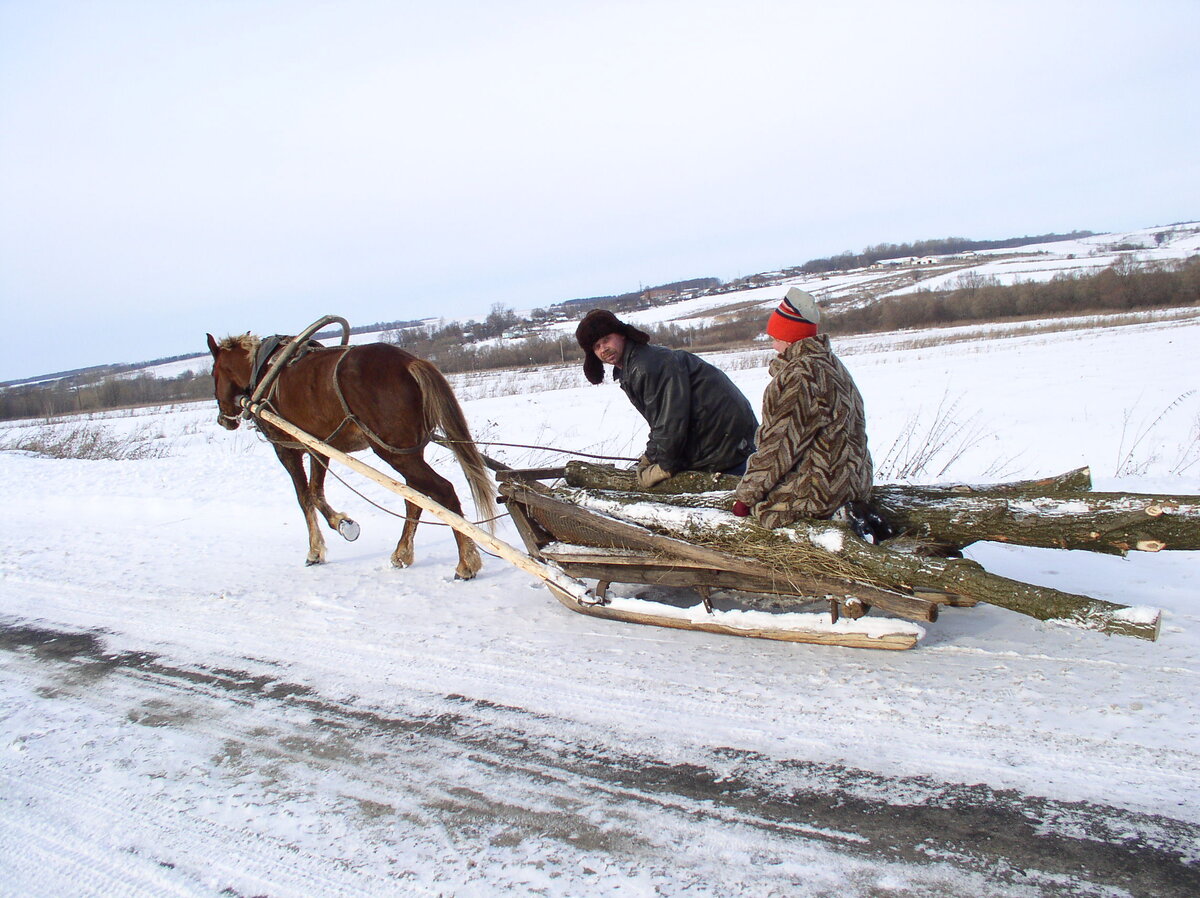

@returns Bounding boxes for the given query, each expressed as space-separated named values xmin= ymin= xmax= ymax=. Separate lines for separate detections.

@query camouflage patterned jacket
xmin=733 ymin=334 xmax=873 ymax=528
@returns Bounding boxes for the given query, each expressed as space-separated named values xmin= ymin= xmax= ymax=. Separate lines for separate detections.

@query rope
xmin=329 ymin=348 xmax=428 ymax=456
xmin=434 ymin=438 xmax=637 ymax=463
xmin=310 ymin=451 xmax=511 ymax=530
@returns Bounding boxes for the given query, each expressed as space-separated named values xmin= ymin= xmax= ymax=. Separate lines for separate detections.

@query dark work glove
xmin=845 ymin=500 xmax=895 ymax=543
xmin=637 ymin=463 xmax=671 ymax=489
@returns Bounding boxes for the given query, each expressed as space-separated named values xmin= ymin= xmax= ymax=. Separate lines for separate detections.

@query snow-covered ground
xmin=2 ymin=315 xmax=1199 ymax=896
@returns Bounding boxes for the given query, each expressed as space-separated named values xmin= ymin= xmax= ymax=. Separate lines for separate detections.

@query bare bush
xmin=0 ymin=422 xmax=170 ymax=460
xmin=1115 ymin=391 xmax=1197 ymax=476
xmin=1172 ymin=412 xmax=1200 ymax=476
xmin=874 ymin=392 xmax=995 ymax=481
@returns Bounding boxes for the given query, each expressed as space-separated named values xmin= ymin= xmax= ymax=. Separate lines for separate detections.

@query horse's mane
xmin=217 ymin=333 xmax=260 ymax=354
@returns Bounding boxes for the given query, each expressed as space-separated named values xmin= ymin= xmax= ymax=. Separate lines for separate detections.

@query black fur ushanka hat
xmin=575 ymin=309 xmax=651 ymax=384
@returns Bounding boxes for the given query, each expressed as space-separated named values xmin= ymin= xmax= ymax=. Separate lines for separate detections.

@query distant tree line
xmin=312 ymin=317 xmax=424 ymax=342
xmin=796 ymin=231 xmax=1096 ymax=274
xmin=825 ymin=255 xmax=1200 ymax=334
xmin=0 ymin=349 xmax=213 ymax=390
xmin=556 ymin=278 xmax=722 ymax=314
xmin=384 ymin=308 xmax=581 ymax=373
xmin=0 ymin=369 xmax=213 ymax=421
xmin=7 ymin=251 xmax=1196 ymax=423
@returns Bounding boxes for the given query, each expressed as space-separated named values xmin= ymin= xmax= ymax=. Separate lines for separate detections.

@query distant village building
xmin=642 ymin=288 xmax=677 ymax=302
xmin=745 ymin=273 xmax=784 ymax=286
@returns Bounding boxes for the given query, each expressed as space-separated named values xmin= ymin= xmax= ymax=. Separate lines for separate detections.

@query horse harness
xmin=244 ymin=336 xmax=429 ymax=457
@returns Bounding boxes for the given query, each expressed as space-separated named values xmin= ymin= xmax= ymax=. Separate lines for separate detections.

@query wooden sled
xmin=493 ymin=466 xmax=933 ymax=650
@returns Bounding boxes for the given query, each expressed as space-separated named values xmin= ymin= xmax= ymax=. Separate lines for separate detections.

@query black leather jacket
xmin=616 ymin=342 xmax=758 ymax=473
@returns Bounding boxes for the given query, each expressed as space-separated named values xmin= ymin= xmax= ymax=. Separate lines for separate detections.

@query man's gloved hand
xmin=731 ymin=500 xmax=750 ymax=517
xmin=637 ymin=463 xmax=672 ymax=489
xmin=635 ymin=455 xmax=651 ymax=472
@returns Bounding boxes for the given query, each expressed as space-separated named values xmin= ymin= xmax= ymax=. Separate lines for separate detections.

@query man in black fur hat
xmin=575 ymin=309 xmax=758 ymax=488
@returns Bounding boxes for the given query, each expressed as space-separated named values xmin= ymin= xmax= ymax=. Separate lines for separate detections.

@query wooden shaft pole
xmin=247 ymin=402 xmax=593 ymax=603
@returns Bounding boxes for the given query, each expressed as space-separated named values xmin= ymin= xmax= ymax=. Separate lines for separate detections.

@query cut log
xmin=873 ymin=487 xmax=1200 ymax=555
xmin=780 ymin=520 xmax=1161 ymax=642
xmin=565 ymin=460 xmax=738 ymax=493
xmin=563 ymin=461 xmax=1094 ymax=496
xmin=563 ymin=461 xmax=1200 ymax=555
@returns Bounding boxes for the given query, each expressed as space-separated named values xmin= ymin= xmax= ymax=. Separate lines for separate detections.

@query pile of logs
xmin=554 ymin=462 xmax=1200 ymax=642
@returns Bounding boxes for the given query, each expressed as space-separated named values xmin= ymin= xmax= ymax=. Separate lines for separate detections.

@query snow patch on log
xmin=570 ymin=491 xmax=738 ymax=533
xmin=1046 ymin=603 xmax=1163 ymax=640
xmin=1109 ymin=605 xmax=1163 ymax=625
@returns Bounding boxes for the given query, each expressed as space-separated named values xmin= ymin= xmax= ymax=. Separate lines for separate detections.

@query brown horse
xmin=206 ymin=333 xmax=495 ymax=578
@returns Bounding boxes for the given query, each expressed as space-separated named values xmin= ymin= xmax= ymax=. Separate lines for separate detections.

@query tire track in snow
xmin=3 ymin=621 xmax=1199 ymax=898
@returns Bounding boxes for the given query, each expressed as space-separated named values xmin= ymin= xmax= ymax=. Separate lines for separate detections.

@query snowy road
xmin=4 ymin=619 xmax=1197 ymax=897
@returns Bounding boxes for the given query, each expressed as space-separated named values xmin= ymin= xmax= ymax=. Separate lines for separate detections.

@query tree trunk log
xmin=563 ymin=461 xmax=1200 ymax=555
xmin=564 ymin=460 xmax=739 ymax=493
xmin=873 ymin=488 xmax=1200 ymax=555
xmin=562 ymin=462 xmax=1093 ymax=496
xmin=777 ymin=520 xmax=1160 ymax=640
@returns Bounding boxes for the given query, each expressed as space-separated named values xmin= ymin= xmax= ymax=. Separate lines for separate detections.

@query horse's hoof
xmin=305 ymin=559 xmax=321 ymax=566
xmin=338 ymin=519 xmax=360 ymax=542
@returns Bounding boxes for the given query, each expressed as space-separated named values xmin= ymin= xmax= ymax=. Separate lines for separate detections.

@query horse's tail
xmin=407 ymin=358 xmax=498 ymax=533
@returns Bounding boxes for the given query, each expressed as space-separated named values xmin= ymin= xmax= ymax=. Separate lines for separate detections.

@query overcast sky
xmin=1 ymin=0 xmax=1197 ymax=382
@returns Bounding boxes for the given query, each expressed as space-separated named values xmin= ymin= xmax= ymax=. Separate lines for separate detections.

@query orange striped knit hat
xmin=766 ymin=287 xmax=820 ymax=343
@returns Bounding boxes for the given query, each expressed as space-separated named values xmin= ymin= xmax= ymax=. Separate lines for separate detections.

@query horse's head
xmin=206 ymin=332 xmax=258 ymax=430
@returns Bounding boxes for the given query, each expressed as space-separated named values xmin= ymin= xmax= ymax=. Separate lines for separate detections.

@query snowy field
xmin=2 ymin=315 xmax=1199 ymax=896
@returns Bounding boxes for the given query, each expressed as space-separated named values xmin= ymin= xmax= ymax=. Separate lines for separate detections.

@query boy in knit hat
xmin=575 ymin=309 xmax=758 ymax=488
xmin=732 ymin=288 xmax=880 ymax=532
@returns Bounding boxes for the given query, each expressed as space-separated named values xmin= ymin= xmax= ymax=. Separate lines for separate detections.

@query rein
xmin=327 ymin=349 xmax=428 ymax=456
xmin=308 ymin=451 xmax=511 ymax=534
xmin=433 ymin=438 xmax=637 ymax=463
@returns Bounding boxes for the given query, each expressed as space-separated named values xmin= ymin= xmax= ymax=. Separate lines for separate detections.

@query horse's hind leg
xmin=381 ymin=453 xmax=482 ymax=580
xmin=275 ymin=446 xmax=327 ymax=565
xmin=307 ymin=453 xmax=359 ymax=541
xmin=392 ymin=499 xmax=422 ymax=569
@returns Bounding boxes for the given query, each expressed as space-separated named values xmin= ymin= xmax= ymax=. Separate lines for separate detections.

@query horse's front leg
xmin=307 ymin=453 xmax=359 ymax=542
xmin=275 ymin=446 xmax=326 ymax=565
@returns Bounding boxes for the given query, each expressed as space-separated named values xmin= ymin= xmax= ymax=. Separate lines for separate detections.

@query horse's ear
xmin=206 ymin=333 xmax=220 ymax=358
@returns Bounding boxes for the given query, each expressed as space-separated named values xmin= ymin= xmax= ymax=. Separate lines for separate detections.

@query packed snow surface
xmin=2 ymin=313 xmax=1199 ymax=896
